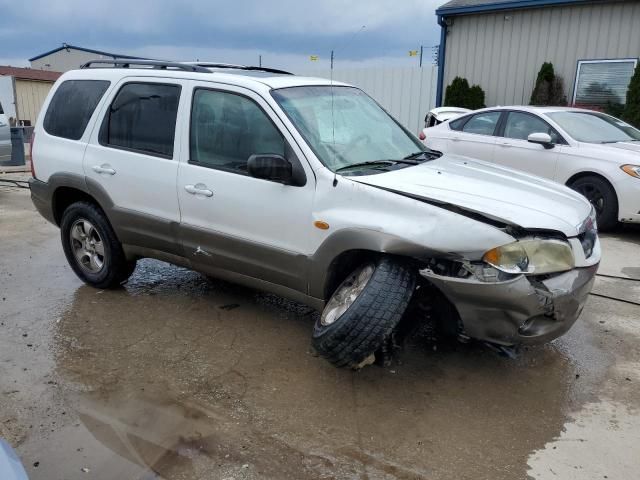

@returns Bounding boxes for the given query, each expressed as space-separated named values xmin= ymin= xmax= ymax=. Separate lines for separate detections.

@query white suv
xmin=30 ymin=60 xmax=600 ymax=368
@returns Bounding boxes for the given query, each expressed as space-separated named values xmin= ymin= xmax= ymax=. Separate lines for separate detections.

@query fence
xmin=296 ymin=66 xmax=438 ymax=134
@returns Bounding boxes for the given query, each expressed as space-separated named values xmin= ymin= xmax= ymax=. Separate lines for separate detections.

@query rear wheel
xmin=569 ymin=175 xmax=618 ymax=231
xmin=312 ymin=256 xmax=416 ymax=368
xmin=60 ymin=201 xmax=136 ymax=288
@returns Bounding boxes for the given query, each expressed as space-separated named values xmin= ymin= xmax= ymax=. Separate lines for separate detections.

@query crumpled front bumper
xmin=420 ymin=264 xmax=598 ymax=346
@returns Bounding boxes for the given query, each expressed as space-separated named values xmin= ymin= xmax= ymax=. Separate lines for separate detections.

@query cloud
xmin=0 ymin=0 xmax=443 ymax=69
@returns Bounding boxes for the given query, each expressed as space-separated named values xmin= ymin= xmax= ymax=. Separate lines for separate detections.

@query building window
xmin=573 ymin=59 xmax=638 ymax=109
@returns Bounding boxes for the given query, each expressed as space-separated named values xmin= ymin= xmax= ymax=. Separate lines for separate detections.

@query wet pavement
xmin=1 ymin=182 xmax=639 ymax=479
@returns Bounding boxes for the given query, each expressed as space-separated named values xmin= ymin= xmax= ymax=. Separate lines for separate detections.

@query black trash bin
xmin=8 ymin=128 xmax=26 ymax=166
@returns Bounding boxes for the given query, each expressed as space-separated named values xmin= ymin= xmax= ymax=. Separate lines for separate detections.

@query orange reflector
xmin=314 ymin=221 xmax=330 ymax=230
xmin=483 ymin=247 xmax=500 ymax=265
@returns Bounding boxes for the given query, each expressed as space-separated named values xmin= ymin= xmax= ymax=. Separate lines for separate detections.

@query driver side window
xmin=190 ymin=89 xmax=285 ymax=173
xmin=503 ymin=111 xmax=561 ymax=143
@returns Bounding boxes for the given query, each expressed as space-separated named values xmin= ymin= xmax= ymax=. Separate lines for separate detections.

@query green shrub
xmin=444 ymin=77 xmax=486 ymax=109
xmin=530 ymin=62 xmax=567 ymax=106
xmin=622 ymin=63 xmax=640 ymax=128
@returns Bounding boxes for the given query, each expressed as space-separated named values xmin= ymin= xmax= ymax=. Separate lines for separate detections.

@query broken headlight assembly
xmin=482 ymin=239 xmax=575 ymax=275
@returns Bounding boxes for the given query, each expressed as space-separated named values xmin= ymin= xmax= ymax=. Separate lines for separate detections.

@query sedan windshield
xmin=271 ymin=86 xmax=426 ymax=172
xmin=547 ymin=111 xmax=640 ymax=143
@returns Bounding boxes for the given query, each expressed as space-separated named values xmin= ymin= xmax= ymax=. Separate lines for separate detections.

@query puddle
xmin=47 ymin=259 xmax=592 ymax=479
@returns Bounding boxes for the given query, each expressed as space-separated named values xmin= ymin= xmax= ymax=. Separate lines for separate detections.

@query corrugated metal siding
xmin=15 ymin=79 xmax=54 ymax=125
xmin=443 ymin=0 xmax=640 ymax=106
xmin=297 ymin=66 xmax=438 ymax=133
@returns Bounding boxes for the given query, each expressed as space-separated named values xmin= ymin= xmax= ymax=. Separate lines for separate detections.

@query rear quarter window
xmin=43 ymin=80 xmax=110 ymax=140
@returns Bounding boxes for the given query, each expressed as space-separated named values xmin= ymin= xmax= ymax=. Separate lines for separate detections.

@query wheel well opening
xmin=323 ymin=250 xmax=380 ymax=300
xmin=52 ymin=187 xmax=99 ymax=225
xmin=566 ymin=171 xmax=612 ymax=188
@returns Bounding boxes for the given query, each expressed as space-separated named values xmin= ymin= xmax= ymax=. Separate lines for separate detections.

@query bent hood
xmin=354 ymin=154 xmax=591 ymax=237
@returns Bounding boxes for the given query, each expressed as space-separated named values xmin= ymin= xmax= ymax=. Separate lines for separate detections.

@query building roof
xmin=0 ymin=66 xmax=62 ymax=82
xmin=437 ymin=0 xmax=591 ymax=16
xmin=29 ymin=43 xmax=145 ymax=62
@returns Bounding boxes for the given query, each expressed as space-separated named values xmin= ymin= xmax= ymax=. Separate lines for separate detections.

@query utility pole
xmin=259 ymin=55 xmax=262 ymax=67
xmin=330 ymin=50 xmax=334 ymax=70
xmin=419 ymin=45 xmax=424 ymax=68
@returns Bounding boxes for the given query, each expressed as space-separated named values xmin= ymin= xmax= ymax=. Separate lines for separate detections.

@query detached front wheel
xmin=312 ymin=257 xmax=416 ymax=368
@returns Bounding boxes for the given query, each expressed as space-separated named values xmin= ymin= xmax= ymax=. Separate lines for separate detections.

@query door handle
xmin=451 ymin=137 xmax=460 ymax=142
xmin=498 ymin=142 xmax=512 ymax=147
xmin=184 ymin=184 xmax=213 ymax=197
xmin=92 ymin=164 xmax=116 ymax=175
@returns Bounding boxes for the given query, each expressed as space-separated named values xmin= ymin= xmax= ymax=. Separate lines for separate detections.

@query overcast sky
xmin=0 ymin=0 xmax=442 ymax=70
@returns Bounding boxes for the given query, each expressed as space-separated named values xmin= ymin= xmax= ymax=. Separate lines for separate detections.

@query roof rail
xmin=188 ymin=62 xmax=293 ymax=75
xmin=80 ymin=59 xmax=211 ymax=73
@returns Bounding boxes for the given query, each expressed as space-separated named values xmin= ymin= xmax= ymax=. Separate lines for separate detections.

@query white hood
xmin=354 ymin=154 xmax=591 ymax=237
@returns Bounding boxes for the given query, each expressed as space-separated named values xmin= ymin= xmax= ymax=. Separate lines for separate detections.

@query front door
xmin=177 ymin=83 xmax=315 ymax=293
xmin=84 ymin=79 xmax=185 ymax=254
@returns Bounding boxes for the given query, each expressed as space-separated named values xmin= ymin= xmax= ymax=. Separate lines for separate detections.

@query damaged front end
xmin=414 ymin=204 xmax=600 ymax=347
xmin=419 ymin=262 xmax=597 ymax=346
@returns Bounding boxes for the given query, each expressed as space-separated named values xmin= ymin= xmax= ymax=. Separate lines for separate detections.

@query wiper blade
xmin=335 ymin=160 xmax=416 ymax=172
xmin=404 ymin=150 xmax=440 ymax=160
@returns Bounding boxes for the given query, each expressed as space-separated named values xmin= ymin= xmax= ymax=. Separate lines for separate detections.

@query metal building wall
xmin=15 ymin=80 xmax=54 ymax=125
xmin=443 ymin=1 xmax=640 ymax=106
xmin=297 ymin=66 xmax=438 ymax=134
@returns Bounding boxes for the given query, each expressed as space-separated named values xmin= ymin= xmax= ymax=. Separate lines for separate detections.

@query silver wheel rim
xmin=69 ymin=219 xmax=105 ymax=273
xmin=321 ymin=264 xmax=375 ymax=326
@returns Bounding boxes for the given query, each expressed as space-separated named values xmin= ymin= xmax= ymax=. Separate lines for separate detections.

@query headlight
xmin=621 ymin=164 xmax=640 ymax=179
xmin=483 ymin=239 xmax=575 ymax=275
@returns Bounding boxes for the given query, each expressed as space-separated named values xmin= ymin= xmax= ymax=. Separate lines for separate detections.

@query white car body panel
xmin=353 ymin=155 xmax=591 ymax=237
xmin=423 ymin=106 xmax=640 ymax=223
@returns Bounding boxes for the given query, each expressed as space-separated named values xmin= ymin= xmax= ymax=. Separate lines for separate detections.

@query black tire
xmin=569 ymin=175 xmax=618 ymax=231
xmin=312 ymin=257 xmax=416 ymax=368
xmin=60 ymin=201 xmax=136 ymax=289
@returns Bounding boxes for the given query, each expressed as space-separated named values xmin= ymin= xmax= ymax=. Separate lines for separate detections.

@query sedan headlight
xmin=621 ymin=164 xmax=640 ymax=179
xmin=483 ymin=239 xmax=575 ymax=275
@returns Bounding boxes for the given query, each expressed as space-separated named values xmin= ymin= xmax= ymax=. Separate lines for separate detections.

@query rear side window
xmin=0 ymin=100 xmax=4 ymax=114
xmin=43 ymin=80 xmax=110 ymax=140
xmin=100 ymin=83 xmax=181 ymax=158
xmin=462 ymin=111 xmax=501 ymax=135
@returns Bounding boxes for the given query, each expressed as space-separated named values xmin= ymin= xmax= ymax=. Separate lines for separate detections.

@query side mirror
xmin=527 ymin=132 xmax=554 ymax=149
xmin=247 ymin=154 xmax=293 ymax=184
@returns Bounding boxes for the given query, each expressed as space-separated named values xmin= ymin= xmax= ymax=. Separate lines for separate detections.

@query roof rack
xmin=80 ymin=59 xmax=211 ymax=73
xmin=187 ymin=62 xmax=293 ymax=75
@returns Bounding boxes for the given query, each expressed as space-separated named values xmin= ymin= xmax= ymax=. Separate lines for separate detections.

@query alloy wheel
xmin=69 ymin=219 xmax=105 ymax=273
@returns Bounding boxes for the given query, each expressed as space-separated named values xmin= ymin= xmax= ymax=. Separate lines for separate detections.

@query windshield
xmin=547 ymin=111 xmax=640 ymax=143
xmin=271 ymin=86 xmax=424 ymax=172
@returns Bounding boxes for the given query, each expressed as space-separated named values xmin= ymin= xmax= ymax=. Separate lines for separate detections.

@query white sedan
xmin=422 ymin=106 xmax=640 ymax=229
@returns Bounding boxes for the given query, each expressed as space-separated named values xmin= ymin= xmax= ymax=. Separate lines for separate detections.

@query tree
xmin=444 ymin=77 xmax=486 ymax=109
xmin=622 ymin=63 xmax=640 ymax=128
xmin=444 ymin=77 xmax=470 ymax=108
xmin=530 ymin=62 xmax=567 ymax=106
xmin=467 ymin=85 xmax=486 ymax=110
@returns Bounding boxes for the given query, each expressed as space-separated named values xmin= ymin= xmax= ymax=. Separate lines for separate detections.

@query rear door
xmin=493 ymin=110 xmax=562 ymax=178
xmin=176 ymin=81 xmax=315 ymax=292
xmin=447 ymin=111 xmax=501 ymax=161
xmin=84 ymin=78 xmax=185 ymax=255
